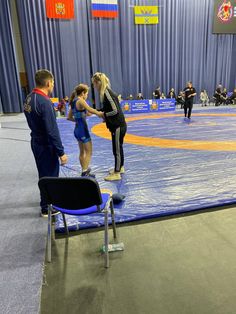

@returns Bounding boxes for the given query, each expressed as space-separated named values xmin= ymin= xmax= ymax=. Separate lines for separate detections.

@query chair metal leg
xmin=110 ymin=200 xmax=117 ymax=239
xmin=104 ymin=208 xmax=109 ymax=268
xmin=62 ymin=213 xmax=69 ymax=236
xmin=47 ymin=205 xmax=52 ymax=262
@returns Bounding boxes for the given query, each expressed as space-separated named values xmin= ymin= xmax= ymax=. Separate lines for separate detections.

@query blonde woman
xmin=92 ymin=72 xmax=127 ymax=181
xmin=68 ymin=84 xmax=103 ymax=176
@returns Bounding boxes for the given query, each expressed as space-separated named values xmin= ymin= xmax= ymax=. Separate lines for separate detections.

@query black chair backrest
xmin=38 ymin=177 xmax=103 ymax=210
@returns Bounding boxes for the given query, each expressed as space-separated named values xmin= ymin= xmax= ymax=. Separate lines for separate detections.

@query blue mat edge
xmin=55 ymin=198 xmax=236 ymax=233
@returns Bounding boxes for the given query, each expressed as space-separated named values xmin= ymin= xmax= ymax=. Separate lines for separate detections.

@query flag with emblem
xmin=134 ymin=6 xmax=158 ymax=25
xmin=91 ymin=0 xmax=118 ymax=18
xmin=46 ymin=0 xmax=74 ymax=19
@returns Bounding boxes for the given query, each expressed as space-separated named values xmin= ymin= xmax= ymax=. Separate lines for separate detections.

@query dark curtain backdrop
xmin=0 ymin=0 xmax=22 ymax=113
xmin=0 ymin=92 xmax=3 ymax=113
xmin=16 ymin=0 xmax=236 ymax=103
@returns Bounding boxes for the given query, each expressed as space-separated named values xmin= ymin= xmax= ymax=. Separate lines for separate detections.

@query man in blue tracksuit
xmin=24 ymin=69 xmax=68 ymax=216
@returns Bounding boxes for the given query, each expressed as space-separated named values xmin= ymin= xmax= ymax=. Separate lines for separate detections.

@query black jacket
xmin=102 ymin=88 xmax=126 ymax=132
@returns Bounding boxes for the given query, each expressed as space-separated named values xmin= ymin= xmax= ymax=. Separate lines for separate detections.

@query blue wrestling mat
xmin=55 ymin=107 xmax=236 ymax=232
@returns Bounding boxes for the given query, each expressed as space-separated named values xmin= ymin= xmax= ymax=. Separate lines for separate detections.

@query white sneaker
xmin=104 ymin=173 xmax=122 ymax=181
xmin=109 ymin=166 xmax=125 ymax=175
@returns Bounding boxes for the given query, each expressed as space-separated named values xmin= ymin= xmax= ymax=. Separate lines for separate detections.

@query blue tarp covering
xmin=55 ymin=107 xmax=236 ymax=232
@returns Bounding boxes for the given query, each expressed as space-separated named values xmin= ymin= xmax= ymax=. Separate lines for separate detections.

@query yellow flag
xmin=134 ymin=6 xmax=159 ymax=25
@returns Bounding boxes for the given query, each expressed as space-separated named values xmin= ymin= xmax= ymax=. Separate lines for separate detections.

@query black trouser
xmin=111 ymin=125 xmax=127 ymax=172
xmin=184 ymin=98 xmax=194 ymax=118
xmin=214 ymin=94 xmax=221 ymax=106
xmin=31 ymin=138 xmax=59 ymax=210
xmin=177 ymin=99 xmax=185 ymax=109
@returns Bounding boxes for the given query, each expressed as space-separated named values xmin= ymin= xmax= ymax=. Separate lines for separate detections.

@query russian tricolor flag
xmin=91 ymin=0 xmax=118 ymax=18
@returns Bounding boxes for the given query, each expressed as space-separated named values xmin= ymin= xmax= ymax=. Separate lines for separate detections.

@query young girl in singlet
xmin=68 ymin=84 xmax=103 ymax=176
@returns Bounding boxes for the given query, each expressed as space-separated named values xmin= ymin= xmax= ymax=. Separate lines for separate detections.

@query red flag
xmin=46 ymin=0 xmax=74 ymax=19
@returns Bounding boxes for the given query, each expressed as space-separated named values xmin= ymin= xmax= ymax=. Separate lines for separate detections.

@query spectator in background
xmin=176 ymin=91 xmax=185 ymax=109
xmin=228 ymin=88 xmax=236 ymax=105
xmin=167 ymin=88 xmax=176 ymax=99
xmin=213 ymin=87 xmax=222 ymax=106
xmin=58 ymin=98 xmax=66 ymax=116
xmin=153 ymin=86 xmax=161 ymax=99
xmin=200 ymin=90 xmax=209 ymax=106
xmin=64 ymin=96 xmax=69 ymax=111
xmin=229 ymin=88 xmax=236 ymax=105
xmin=137 ymin=92 xmax=144 ymax=100
xmin=127 ymin=94 xmax=133 ymax=100
xmin=118 ymin=94 xmax=123 ymax=102
xmin=183 ymin=81 xmax=196 ymax=119
xmin=217 ymin=84 xmax=223 ymax=93
xmin=221 ymin=88 xmax=228 ymax=105
xmin=160 ymin=93 xmax=166 ymax=99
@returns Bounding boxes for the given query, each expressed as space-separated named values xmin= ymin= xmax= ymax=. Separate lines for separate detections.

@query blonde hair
xmin=69 ymin=84 xmax=89 ymax=106
xmin=92 ymin=72 xmax=110 ymax=102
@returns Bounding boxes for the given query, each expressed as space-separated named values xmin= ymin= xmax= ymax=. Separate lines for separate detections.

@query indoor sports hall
xmin=1 ymin=1 xmax=236 ymax=314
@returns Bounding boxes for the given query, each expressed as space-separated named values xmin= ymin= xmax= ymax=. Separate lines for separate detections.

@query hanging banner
xmin=134 ymin=6 xmax=158 ymax=25
xmin=121 ymin=99 xmax=176 ymax=114
xmin=91 ymin=0 xmax=118 ymax=18
xmin=46 ymin=0 xmax=74 ymax=19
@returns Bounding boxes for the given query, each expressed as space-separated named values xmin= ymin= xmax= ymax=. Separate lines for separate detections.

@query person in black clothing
xmin=137 ymin=92 xmax=144 ymax=100
xmin=92 ymin=72 xmax=127 ymax=181
xmin=176 ymin=91 xmax=185 ymax=109
xmin=213 ymin=87 xmax=222 ymax=106
xmin=153 ymin=86 xmax=161 ymax=99
xmin=221 ymin=88 xmax=228 ymax=105
xmin=167 ymin=88 xmax=176 ymax=99
xmin=227 ymin=88 xmax=236 ymax=105
xmin=24 ymin=69 xmax=68 ymax=216
xmin=183 ymin=81 xmax=196 ymax=119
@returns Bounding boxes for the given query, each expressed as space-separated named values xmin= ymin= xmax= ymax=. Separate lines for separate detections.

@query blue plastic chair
xmin=38 ymin=177 xmax=117 ymax=268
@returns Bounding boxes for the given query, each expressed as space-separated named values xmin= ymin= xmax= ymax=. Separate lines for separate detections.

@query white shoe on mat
xmin=109 ymin=166 xmax=125 ymax=175
xmin=104 ymin=173 xmax=122 ymax=181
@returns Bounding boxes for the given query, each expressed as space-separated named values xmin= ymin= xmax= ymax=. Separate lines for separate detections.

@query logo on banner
xmin=55 ymin=3 xmax=66 ymax=15
xmin=122 ymin=102 xmax=131 ymax=112
xmin=151 ymin=101 xmax=158 ymax=111
xmin=217 ymin=1 xmax=233 ymax=23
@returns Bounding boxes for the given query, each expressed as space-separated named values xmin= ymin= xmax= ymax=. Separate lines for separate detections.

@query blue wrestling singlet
xmin=72 ymin=98 xmax=91 ymax=143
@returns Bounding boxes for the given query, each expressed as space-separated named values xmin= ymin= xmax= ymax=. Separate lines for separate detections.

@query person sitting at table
xmin=127 ymin=94 xmax=133 ymax=100
xmin=136 ymin=92 xmax=144 ymax=100
xmin=118 ymin=94 xmax=123 ymax=102
xmin=160 ymin=93 xmax=166 ymax=99
xmin=200 ymin=90 xmax=209 ymax=106
xmin=176 ymin=91 xmax=185 ymax=108
xmin=167 ymin=88 xmax=176 ymax=99
xmin=153 ymin=86 xmax=161 ymax=99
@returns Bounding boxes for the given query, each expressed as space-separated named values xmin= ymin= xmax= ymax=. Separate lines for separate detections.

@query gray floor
xmin=41 ymin=207 xmax=236 ymax=314
xmin=0 ymin=114 xmax=47 ymax=314
xmin=40 ymin=105 xmax=236 ymax=314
